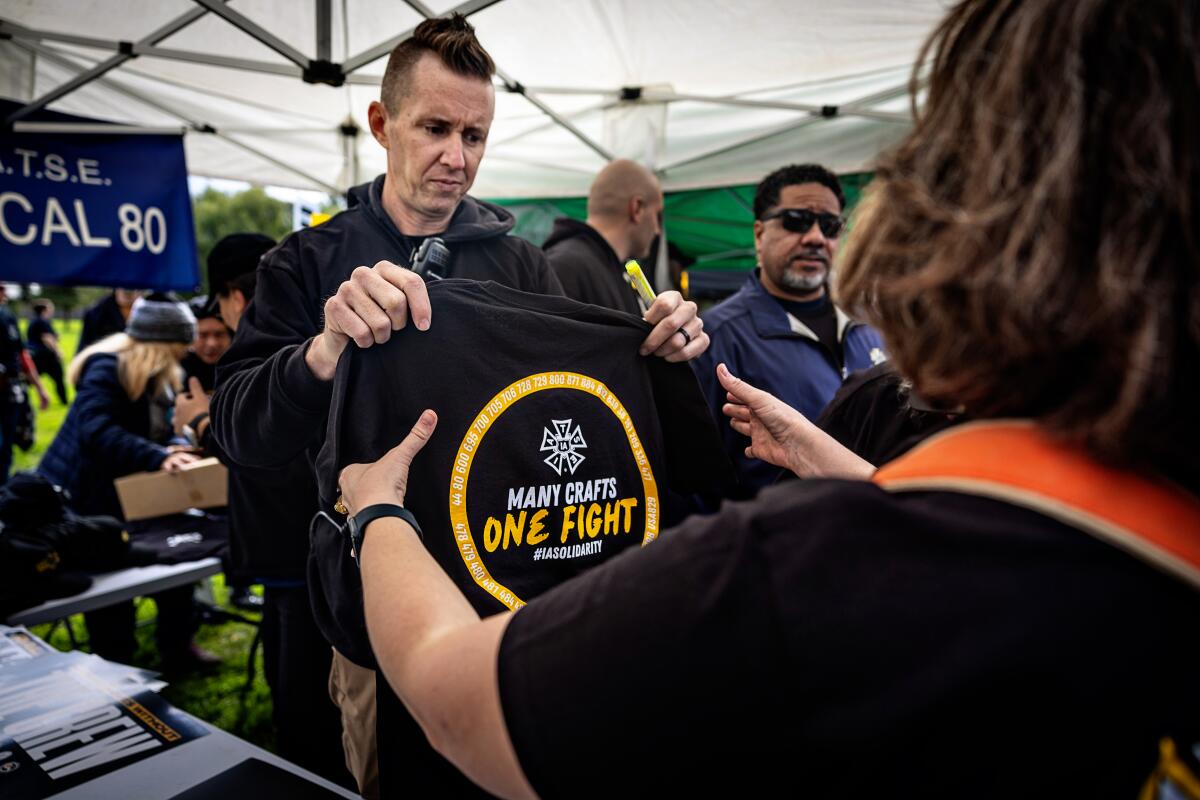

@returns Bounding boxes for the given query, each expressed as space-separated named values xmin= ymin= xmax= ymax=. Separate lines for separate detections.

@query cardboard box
xmin=114 ymin=457 xmax=228 ymax=521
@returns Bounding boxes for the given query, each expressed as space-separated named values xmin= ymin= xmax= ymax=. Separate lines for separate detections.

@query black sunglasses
xmin=760 ymin=208 xmax=844 ymax=238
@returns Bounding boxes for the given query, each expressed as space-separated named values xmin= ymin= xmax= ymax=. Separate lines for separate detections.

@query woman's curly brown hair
xmin=836 ymin=0 xmax=1200 ymax=487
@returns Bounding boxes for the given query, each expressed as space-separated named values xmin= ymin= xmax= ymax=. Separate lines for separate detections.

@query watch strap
xmin=350 ymin=503 xmax=422 ymax=567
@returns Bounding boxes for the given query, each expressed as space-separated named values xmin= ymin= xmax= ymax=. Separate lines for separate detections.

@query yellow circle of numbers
xmin=448 ymin=371 xmax=660 ymax=610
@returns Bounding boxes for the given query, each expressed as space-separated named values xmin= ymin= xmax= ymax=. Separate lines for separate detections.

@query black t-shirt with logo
xmin=316 ymin=279 xmax=729 ymax=655
xmin=498 ymin=478 xmax=1200 ymax=798
xmin=316 ymin=279 xmax=730 ymax=797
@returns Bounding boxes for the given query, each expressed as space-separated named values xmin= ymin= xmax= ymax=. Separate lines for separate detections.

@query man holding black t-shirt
xmin=693 ymin=164 xmax=887 ymax=494
xmin=210 ymin=14 xmax=708 ymax=798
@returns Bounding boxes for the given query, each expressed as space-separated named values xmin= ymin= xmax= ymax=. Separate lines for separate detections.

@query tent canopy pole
xmin=4 ymin=5 xmax=211 ymax=125
xmin=191 ymin=0 xmax=309 ymax=68
xmin=11 ymin=38 xmax=340 ymax=194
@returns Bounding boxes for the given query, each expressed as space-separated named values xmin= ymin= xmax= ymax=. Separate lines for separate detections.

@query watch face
xmin=347 ymin=517 xmax=362 ymax=561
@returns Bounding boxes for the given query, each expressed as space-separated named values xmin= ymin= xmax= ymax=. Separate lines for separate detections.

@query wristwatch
xmin=347 ymin=503 xmax=423 ymax=568
xmin=182 ymin=412 xmax=209 ymax=447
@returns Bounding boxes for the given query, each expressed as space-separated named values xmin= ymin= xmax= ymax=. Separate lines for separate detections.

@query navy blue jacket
xmin=692 ymin=271 xmax=887 ymax=493
xmin=38 ymin=353 xmax=169 ymax=518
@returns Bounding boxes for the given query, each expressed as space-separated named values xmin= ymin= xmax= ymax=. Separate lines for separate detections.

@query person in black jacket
xmin=26 ymin=299 xmax=68 ymax=405
xmin=543 ymin=159 xmax=664 ymax=315
xmin=38 ymin=294 xmax=213 ymax=670
xmin=77 ymin=288 xmax=142 ymax=352
xmin=174 ymin=232 xmax=354 ymax=789
xmin=210 ymin=15 xmax=708 ymax=799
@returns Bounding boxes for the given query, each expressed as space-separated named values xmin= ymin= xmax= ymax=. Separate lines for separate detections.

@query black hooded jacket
xmin=543 ymin=216 xmax=648 ymax=316
xmin=210 ymin=176 xmax=562 ymax=627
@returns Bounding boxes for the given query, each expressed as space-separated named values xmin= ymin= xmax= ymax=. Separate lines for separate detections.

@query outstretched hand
xmin=338 ymin=409 xmax=438 ymax=515
xmin=718 ymin=363 xmax=811 ymax=471
xmin=717 ymin=363 xmax=875 ymax=480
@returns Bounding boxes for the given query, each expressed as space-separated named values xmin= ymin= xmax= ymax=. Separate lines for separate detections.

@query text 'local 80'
xmin=0 ymin=148 xmax=167 ymax=254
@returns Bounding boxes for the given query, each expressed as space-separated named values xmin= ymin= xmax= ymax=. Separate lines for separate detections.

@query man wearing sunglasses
xmin=693 ymin=163 xmax=887 ymax=495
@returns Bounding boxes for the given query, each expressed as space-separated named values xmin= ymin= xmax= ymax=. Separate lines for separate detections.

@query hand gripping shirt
xmin=315 ymin=279 xmax=730 ymax=647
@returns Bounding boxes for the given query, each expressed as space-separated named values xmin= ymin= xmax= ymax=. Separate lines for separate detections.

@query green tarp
xmin=491 ymin=172 xmax=873 ymax=272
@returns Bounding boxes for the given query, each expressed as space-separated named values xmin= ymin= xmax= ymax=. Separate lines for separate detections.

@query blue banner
xmin=0 ymin=130 xmax=198 ymax=291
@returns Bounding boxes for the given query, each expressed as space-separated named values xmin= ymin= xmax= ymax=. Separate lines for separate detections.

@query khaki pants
xmin=328 ymin=648 xmax=379 ymax=799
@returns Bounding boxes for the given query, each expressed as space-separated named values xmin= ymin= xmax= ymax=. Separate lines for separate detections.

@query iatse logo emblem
xmin=540 ymin=419 xmax=587 ymax=475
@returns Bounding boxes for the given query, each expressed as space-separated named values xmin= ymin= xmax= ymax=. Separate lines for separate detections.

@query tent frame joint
xmin=303 ymin=58 xmax=345 ymax=87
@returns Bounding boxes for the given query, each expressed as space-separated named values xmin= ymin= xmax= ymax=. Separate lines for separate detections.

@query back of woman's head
xmin=69 ymin=334 xmax=187 ymax=401
xmin=838 ymin=0 xmax=1200 ymax=485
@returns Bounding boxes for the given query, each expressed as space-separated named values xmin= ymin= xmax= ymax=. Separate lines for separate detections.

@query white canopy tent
xmin=0 ymin=0 xmax=946 ymax=199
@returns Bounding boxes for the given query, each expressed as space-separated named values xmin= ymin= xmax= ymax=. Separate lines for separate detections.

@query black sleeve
xmin=497 ymin=499 xmax=781 ymax=797
xmin=210 ymin=246 xmax=331 ymax=470
xmin=815 ymin=363 xmax=893 ymax=459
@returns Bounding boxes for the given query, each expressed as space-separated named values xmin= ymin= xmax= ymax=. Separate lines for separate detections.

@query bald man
xmin=543 ymin=159 xmax=664 ymax=314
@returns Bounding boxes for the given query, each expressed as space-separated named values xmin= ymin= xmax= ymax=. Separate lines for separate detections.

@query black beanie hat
xmin=189 ymin=295 xmax=224 ymax=323
xmin=125 ymin=292 xmax=196 ymax=344
xmin=207 ymin=233 xmax=275 ymax=296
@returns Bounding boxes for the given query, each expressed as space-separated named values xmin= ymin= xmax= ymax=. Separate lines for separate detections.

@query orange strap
xmin=873 ymin=421 xmax=1200 ymax=590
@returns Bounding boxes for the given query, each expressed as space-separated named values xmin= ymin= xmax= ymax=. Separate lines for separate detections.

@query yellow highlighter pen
xmin=624 ymin=259 xmax=657 ymax=307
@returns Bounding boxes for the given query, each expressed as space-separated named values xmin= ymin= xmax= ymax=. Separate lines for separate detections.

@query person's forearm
xmin=362 ymin=517 xmax=480 ymax=697
xmin=361 ymin=519 xmax=535 ymax=800
xmin=787 ymin=417 xmax=876 ymax=480
xmin=19 ymin=350 xmax=40 ymax=382
xmin=304 ymin=332 xmax=343 ymax=381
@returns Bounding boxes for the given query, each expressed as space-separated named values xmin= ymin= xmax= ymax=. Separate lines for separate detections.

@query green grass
xmin=14 ymin=314 xmax=277 ymax=752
